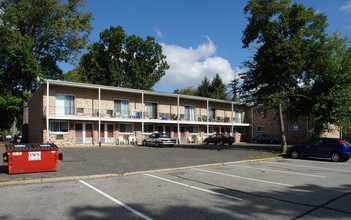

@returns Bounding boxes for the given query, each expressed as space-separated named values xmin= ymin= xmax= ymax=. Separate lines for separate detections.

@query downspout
xmin=231 ymin=102 xmax=234 ymax=136
xmin=46 ymin=81 xmax=50 ymax=143
xmin=98 ymin=88 xmax=101 ymax=147
xmin=177 ymin=95 xmax=180 ymax=145
xmin=142 ymin=92 xmax=144 ymax=140
xmin=206 ymin=99 xmax=209 ymax=137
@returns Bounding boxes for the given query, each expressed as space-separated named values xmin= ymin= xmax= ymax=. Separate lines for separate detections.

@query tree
xmin=209 ymin=73 xmax=228 ymax=100
xmin=173 ymin=87 xmax=197 ymax=96
xmin=0 ymin=0 xmax=92 ymax=142
xmin=240 ymin=0 xmax=328 ymax=153
xmin=196 ymin=76 xmax=212 ymax=98
xmin=228 ymin=77 xmax=240 ymax=102
xmin=287 ymin=33 xmax=351 ymax=136
xmin=77 ymin=26 xmax=169 ymax=90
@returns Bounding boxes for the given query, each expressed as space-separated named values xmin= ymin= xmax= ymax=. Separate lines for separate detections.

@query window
xmin=256 ymin=126 xmax=265 ymax=132
xmin=145 ymin=102 xmax=158 ymax=119
xmin=204 ymin=126 xmax=213 ymax=134
xmin=185 ymin=105 xmax=195 ymax=121
xmin=120 ymin=123 xmax=133 ymax=134
xmin=143 ymin=124 xmax=154 ymax=134
xmin=236 ymin=127 xmax=246 ymax=135
xmin=188 ymin=126 xmax=199 ymax=134
xmin=208 ymin=107 xmax=216 ymax=120
xmin=56 ymin=94 xmax=75 ymax=115
xmin=50 ymin=121 xmax=69 ymax=133
xmin=288 ymin=124 xmax=299 ymax=131
xmin=235 ymin=110 xmax=243 ymax=123
xmin=114 ymin=99 xmax=129 ymax=118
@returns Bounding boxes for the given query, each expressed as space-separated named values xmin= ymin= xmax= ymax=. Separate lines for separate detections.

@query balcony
xmin=44 ymin=106 xmax=236 ymax=124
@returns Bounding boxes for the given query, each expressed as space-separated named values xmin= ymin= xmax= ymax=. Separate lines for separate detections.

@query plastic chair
xmin=118 ymin=136 xmax=125 ymax=145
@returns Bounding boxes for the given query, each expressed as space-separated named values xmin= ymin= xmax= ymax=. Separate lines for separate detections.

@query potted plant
xmin=216 ymin=116 xmax=221 ymax=122
xmin=224 ymin=116 xmax=230 ymax=123
xmin=192 ymin=136 xmax=198 ymax=143
xmin=209 ymin=116 xmax=214 ymax=122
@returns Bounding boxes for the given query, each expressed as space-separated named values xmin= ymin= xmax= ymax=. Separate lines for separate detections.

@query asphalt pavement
xmin=0 ymin=142 xmax=282 ymax=182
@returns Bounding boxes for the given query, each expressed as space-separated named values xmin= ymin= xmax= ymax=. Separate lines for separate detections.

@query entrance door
xmin=75 ymin=123 xmax=83 ymax=144
xmin=158 ymin=125 xmax=171 ymax=136
xmin=85 ymin=123 xmax=93 ymax=144
xmin=100 ymin=124 xmax=105 ymax=143
xmin=106 ymin=124 xmax=114 ymax=143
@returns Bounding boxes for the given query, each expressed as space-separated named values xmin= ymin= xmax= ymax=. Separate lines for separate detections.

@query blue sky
xmin=60 ymin=0 xmax=351 ymax=93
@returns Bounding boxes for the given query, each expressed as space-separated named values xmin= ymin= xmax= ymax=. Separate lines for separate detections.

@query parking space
xmin=1 ymin=158 xmax=351 ymax=219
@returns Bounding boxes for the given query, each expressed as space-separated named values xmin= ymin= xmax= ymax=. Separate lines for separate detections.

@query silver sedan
xmin=142 ymin=133 xmax=177 ymax=147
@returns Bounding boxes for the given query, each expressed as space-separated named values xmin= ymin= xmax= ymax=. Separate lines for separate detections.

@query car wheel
xmin=229 ymin=142 xmax=233 ymax=145
xmin=169 ymin=145 xmax=174 ymax=147
xmin=155 ymin=141 xmax=160 ymax=147
xmin=214 ymin=142 xmax=217 ymax=145
xmin=331 ymin=152 xmax=341 ymax=162
xmin=143 ymin=140 xmax=147 ymax=146
xmin=254 ymin=139 xmax=257 ymax=143
xmin=220 ymin=141 xmax=224 ymax=145
xmin=291 ymin=150 xmax=300 ymax=159
xmin=269 ymin=139 xmax=273 ymax=144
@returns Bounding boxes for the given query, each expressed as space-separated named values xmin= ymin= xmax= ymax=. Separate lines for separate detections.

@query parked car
xmin=142 ymin=133 xmax=177 ymax=147
xmin=287 ymin=138 xmax=351 ymax=162
xmin=204 ymin=134 xmax=235 ymax=145
xmin=252 ymin=134 xmax=280 ymax=144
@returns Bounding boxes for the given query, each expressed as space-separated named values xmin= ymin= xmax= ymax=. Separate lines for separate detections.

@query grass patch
xmin=16 ymin=177 xmax=31 ymax=181
xmin=0 ymin=178 xmax=10 ymax=182
xmin=244 ymin=154 xmax=281 ymax=160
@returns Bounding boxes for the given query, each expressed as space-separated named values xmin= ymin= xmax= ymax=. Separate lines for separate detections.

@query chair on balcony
xmin=130 ymin=109 xmax=137 ymax=118
xmin=118 ymin=136 xmax=125 ymax=145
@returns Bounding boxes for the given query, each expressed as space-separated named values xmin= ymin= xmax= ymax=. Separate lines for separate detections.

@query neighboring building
xmin=28 ymin=80 xmax=253 ymax=146
xmin=252 ymin=107 xmax=341 ymax=144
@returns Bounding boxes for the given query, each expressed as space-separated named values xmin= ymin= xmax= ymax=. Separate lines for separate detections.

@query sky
xmin=60 ymin=0 xmax=351 ymax=93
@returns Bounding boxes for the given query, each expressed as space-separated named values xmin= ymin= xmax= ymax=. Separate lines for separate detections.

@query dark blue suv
xmin=287 ymin=138 xmax=351 ymax=162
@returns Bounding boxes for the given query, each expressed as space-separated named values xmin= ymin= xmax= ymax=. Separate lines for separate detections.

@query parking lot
xmin=1 ymin=158 xmax=351 ymax=219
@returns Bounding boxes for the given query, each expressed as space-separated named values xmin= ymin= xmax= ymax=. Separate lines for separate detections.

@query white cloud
xmin=340 ymin=1 xmax=351 ymax=11
xmin=155 ymin=29 xmax=163 ymax=38
xmin=155 ymin=37 xmax=241 ymax=92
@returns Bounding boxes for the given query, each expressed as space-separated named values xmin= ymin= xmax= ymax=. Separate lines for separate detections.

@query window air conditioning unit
xmin=77 ymin=107 xmax=84 ymax=113
xmin=106 ymin=109 xmax=113 ymax=115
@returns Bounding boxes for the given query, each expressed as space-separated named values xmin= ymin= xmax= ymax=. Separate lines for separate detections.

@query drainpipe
xmin=98 ymin=88 xmax=101 ymax=147
xmin=46 ymin=80 xmax=50 ymax=143
xmin=177 ymin=95 xmax=180 ymax=145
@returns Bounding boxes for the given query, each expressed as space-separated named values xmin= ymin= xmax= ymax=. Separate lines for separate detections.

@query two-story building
xmin=28 ymin=80 xmax=253 ymax=146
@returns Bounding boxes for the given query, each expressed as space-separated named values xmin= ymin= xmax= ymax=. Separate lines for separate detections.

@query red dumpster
xmin=3 ymin=143 xmax=63 ymax=174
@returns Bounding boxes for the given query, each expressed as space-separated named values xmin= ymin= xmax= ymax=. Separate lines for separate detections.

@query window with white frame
xmin=185 ymin=105 xmax=195 ymax=121
xmin=114 ymin=99 xmax=129 ymax=118
xmin=56 ymin=94 xmax=75 ymax=115
xmin=188 ymin=126 xmax=199 ymax=134
xmin=256 ymin=126 xmax=265 ymax=132
xmin=235 ymin=110 xmax=243 ymax=123
xmin=143 ymin=124 xmax=154 ymax=134
xmin=288 ymin=124 xmax=299 ymax=131
xmin=204 ymin=126 xmax=213 ymax=134
xmin=50 ymin=121 xmax=69 ymax=133
xmin=120 ymin=123 xmax=133 ymax=134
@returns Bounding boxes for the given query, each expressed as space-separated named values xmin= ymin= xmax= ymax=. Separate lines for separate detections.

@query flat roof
xmin=44 ymin=79 xmax=246 ymax=105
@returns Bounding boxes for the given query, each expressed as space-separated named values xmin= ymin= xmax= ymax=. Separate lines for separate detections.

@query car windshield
xmin=342 ymin=139 xmax=351 ymax=145
xmin=222 ymin=134 xmax=230 ymax=137
xmin=160 ymin=134 xmax=170 ymax=138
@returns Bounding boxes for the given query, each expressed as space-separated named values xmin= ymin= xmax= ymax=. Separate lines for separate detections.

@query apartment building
xmin=28 ymin=80 xmax=253 ymax=146
xmin=252 ymin=107 xmax=341 ymax=144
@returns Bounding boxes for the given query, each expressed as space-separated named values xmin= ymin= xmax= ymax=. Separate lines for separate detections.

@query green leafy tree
xmin=173 ymin=87 xmax=197 ymax=96
xmin=240 ymin=0 xmax=328 ymax=153
xmin=78 ymin=26 xmax=169 ymax=90
xmin=288 ymin=33 xmax=351 ymax=136
xmin=0 ymin=0 xmax=92 ymax=142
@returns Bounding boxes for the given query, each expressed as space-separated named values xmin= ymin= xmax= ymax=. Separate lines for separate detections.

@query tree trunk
xmin=278 ymin=103 xmax=287 ymax=153
xmin=22 ymin=86 xmax=31 ymax=143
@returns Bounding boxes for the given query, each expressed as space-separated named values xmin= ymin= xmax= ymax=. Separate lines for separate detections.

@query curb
xmin=0 ymin=157 xmax=282 ymax=187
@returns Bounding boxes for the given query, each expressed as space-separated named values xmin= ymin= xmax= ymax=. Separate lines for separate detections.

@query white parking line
xmin=265 ymin=161 xmax=351 ymax=173
xmin=194 ymin=168 xmax=294 ymax=187
xmin=79 ymin=180 xmax=153 ymax=220
xmin=144 ymin=174 xmax=243 ymax=201
xmin=229 ymin=164 xmax=326 ymax=178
